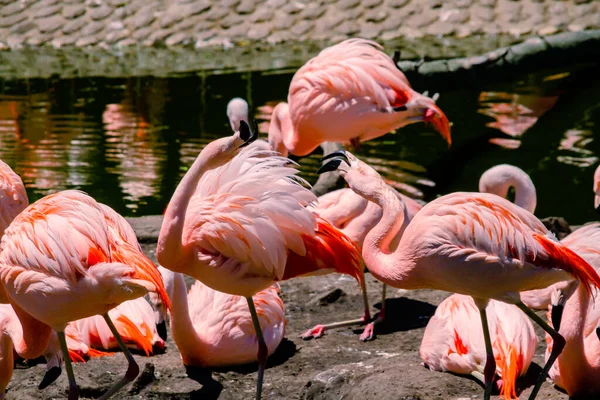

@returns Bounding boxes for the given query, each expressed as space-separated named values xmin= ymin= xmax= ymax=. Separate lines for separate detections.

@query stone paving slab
xmin=0 ymin=0 xmax=597 ymax=78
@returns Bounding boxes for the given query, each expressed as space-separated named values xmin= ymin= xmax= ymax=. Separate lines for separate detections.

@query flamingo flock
xmin=0 ymin=37 xmax=598 ymax=400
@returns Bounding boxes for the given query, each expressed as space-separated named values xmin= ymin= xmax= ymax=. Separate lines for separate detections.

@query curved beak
xmin=424 ymin=104 xmax=452 ymax=147
xmin=239 ymin=120 xmax=259 ymax=148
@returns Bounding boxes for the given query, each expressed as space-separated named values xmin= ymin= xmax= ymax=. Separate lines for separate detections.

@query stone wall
xmin=0 ymin=0 xmax=598 ymax=78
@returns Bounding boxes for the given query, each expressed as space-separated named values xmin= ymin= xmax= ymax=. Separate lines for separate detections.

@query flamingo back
xmin=186 ymin=281 xmax=286 ymax=367
xmin=0 ymin=160 xmax=27 ymax=237
xmin=421 ymin=294 xmax=537 ymax=400
xmin=403 ymin=192 xmax=600 ymax=300
xmin=181 ymin=142 xmax=319 ymax=294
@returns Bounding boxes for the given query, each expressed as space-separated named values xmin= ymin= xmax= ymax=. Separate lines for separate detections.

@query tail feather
xmin=68 ymin=350 xmax=86 ymax=363
xmin=87 ymin=348 xmax=112 ymax=358
xmin=116 ymin=315 xmax=154 ymax=356
xmin=112 ymin=244 xmax=171 ymax=312
xmin=281 ymin=216 xmax=362 ymax=283
xmin=533 ymin=233 xmax=600 ymax=296
xmin=497 ymin=345 xmax=522 ymax=400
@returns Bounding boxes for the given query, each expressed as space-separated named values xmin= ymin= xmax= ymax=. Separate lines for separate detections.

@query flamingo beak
xmin=424 ymin=105 xmax=452 ymax=147
xmin=595 ymin=193 xmax=600 ymax=214
xmin=318 ymin=151 xmax=350 ymax=174
xmin=238 ymin=120 xmax=259 ymax=147
xmin=39 ymin=366 xmax=62 ymax=390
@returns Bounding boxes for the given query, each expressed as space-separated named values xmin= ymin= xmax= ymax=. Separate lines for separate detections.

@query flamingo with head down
xmin=157 ymin=123 xmax=362 ymax=400
xmin=0 ymin=190 xmax=170 ymax=400
xmin=318 ymin=150 xmax=600 ymax=400
xmin=266 ymin=39 xmax=451 ymax=157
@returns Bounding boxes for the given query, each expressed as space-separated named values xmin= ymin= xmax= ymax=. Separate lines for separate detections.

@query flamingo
xmin=69 ymin=297 xmax=164 ymax=357
xmin=318 ymin=150 xmax=600 ymax=400
xmin=265 ymin=39 xmax=451 ymax=157
xmin=157 ymin=124 xmax=362 ymax=399
xmin=0 ymin=190 xmax=170 ymax=400
xmin=420 ymin=294 xmax=538 ymax=399
xmin=154 ymin=266 xmax=286 ymax=367
xmin=544 ymin=223 xmax=600 ymax=397
xmin=227 ymin=97 xmax=250 ymax=132
xmin=303 ymin=163 xmax=534 ymax=341
xmin=302 ymin=187 xmax=423 ymax=341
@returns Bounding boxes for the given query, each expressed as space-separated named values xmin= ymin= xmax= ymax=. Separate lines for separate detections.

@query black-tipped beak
xmin=157 ymin=321 xmax=168 ymax=341
xmin=596 ymin=326 xmax=600 ymax=341
xmin=319 ymin=150 xmax=349 ymax=164
xmin=595 ymin=204 xmax=600 ymax=214
xmin=238 ymin=120 xmax=258 ymax=148
xmin=551 ymin=304 xmax=564 ymax=332
xmin=317 ymin=159 xmax=343 ymax=174
xmin=39 ymin=366 xmax=62 ymax=390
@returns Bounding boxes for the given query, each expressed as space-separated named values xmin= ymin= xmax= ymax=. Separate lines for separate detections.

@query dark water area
xmin=0 ymin=65 xmax=599 ymax=225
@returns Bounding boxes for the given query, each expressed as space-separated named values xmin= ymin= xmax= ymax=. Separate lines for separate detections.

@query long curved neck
xmin=362 ymin=184 xmax=415 ymax=288
xmin=510 ymin=177 xmax=536 ymax=213
xmin=557 ymin=286 xmax=594 ymax=385
xmin=169 ymin=273 xmax=209 ymax=366
xmin=157 ymin=147 xmax=218 ymax=270
xmin=268 ymin=102 xmax=292 ymax=157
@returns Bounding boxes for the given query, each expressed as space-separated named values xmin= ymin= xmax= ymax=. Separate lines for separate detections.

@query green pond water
xmin=0 ymin=65 xmax=599 ymax=225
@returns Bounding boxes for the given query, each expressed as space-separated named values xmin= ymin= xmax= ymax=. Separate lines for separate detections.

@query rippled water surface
xmin=0 ymin=66 xmax=599 ymax=224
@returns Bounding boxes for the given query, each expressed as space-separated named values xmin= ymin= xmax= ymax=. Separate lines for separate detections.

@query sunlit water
xmin=0 ymin=65 xmax=599 ymax=225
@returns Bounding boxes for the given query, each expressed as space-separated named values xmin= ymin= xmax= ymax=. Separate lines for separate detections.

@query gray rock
xmin=62 ymin=4 xmax=86 ymax=19
xmin=0 ymin=13 xmax=27 ymax=28
xmin=62 ymin=16 xmax=87 ymax=34
xmin=38 ymin=15 xmax=64 ymax=33
xmin=33 ymin=4 xmax=62 ymax=19
xmin=0 ymin=2 xmax=26 ymax=17
xmin=80 ymin=20 xmax=104 ymax=36
xmin=89 ymin=5 xmax=114 ymax=21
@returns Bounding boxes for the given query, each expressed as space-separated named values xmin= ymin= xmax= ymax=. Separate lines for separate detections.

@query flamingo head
xmin=201 ymin=120 xmax=259 ymax=168
xmin=401 ymin=92 xmax=452 ymax=147
xmin=226 ymin=97 xmax=249 ymax=132
xmin=318 ymin=150 xmax=388 ymax=204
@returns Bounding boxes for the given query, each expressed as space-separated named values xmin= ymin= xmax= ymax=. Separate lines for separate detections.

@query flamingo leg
xmin=301 ymin=270 xmax=372 ymax=340
xmin=98 ymin=313 xmax=140 ymax=400
xmin=360 ymin=283 xmax=388 ymax=342
xmin=515 ymin=302 xmax=565 ymax=400
xmin=478 ymin=307 xmax=496 ymax=400
xmin=246 ymin=297 xmax=268 ymax=400
xmin=57 ymin=331 xmax=79 ymax=400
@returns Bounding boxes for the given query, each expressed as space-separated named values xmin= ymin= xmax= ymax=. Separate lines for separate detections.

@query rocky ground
xmin=8 ymin=217 xmax=574 ymax=400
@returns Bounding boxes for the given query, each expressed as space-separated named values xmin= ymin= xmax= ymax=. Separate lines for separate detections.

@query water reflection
xmin=0 ymin=66 xmax=598 ymax=224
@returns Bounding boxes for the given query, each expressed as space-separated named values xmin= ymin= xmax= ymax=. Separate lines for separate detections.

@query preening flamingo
xmin=0 ymin=190 xmax=170 ymax=400
xmin=302 ymin=183 xmax=422 ymax=341
xmin=266 ymin=39 xmax=451 ymax=157
xmin=318 ymin=150 xmax=600 ymax=400
xmin=69 ymin=297 xmax=164 ymax=357
xmin=155 ymin=266 xmax=285 ymax=367
xmin=420 ymin=294 xmax=538 ymax=400
xmin=544 ymin=223 xmax=600 ymax=397
xmin=157 ymin=125 xmax=361 ymax=399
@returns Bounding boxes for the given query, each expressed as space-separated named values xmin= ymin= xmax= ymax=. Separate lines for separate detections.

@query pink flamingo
xmin=154 ymin=266 xmax=286 ymax=367
xmin=157 ymin=125 xmax=362 ymax=399
xmin=69 ymin=297 xmax=164 ymax=357
xmin=420 ymin=294 xmax=538 ymax=400
xmin=318 ymin=150 xmax=600 ymax=400
xmin=264 ymin=39 xmax=451 ymax=157
xmin=302 ymin=184 xmax=423 ymax=341
xmin=0 ymin=190 xmax=170 ymax=400
xmin=544 ymin=223 xmax=600 ymax=397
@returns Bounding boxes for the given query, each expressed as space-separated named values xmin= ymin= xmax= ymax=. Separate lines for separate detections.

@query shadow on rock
xmin=356 ymin=297 xmax=437 ymax=336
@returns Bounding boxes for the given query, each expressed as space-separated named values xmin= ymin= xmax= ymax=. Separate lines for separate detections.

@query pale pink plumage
xmin=0 ymin=159 xmax=28 ymax=304
xmin=268 ymin=39 xmax=451 ymax=157
xmin=321 ymin=150 xmax=600 ymax=399
xmin=545 ymin=223 xmax=600 ymax=397
xmin=0 ymin=190 xmax=170 ymax=399
xmin=421 ymin=294 xmax=537 ymax=400
xmin=594 ymin=164 xmax=600 ymax=210
xmin=158 ymin=132 xmax=361 ymax=399
xmin=69 ymin=297 xmax=164 ymax=357
xmin=156 ymin=266 xmax=285 ymax=367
